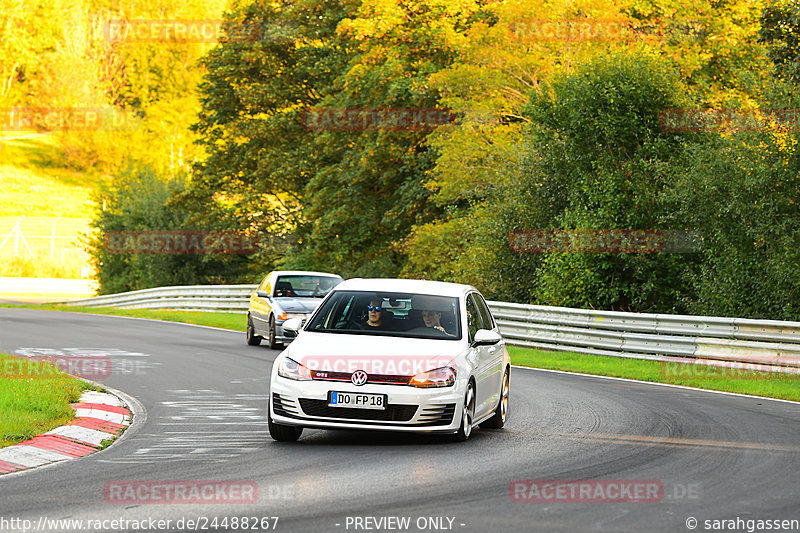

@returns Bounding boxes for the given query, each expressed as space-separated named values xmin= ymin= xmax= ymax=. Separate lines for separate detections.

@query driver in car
xmin=365 ymin=299 xmax=384 ymax=329
xmin=349 ymin=298 xmax=388 ymax=330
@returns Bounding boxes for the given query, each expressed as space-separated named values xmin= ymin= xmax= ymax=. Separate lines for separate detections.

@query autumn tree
xmin=285 ymin=0 xmax=484 ymax=277
xmin=760 ymin=0 xmax=800 ymax=84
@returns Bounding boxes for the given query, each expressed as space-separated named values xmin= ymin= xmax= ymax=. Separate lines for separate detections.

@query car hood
xmin=274 ymin=297 xmax=321 ymax=313
xmin=284 ymin=331 xmax=466 ymax=375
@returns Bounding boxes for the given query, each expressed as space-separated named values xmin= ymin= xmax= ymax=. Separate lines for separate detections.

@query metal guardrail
xmin=488 ymin=302 xmax=800 ymax=373
xmin=62 ymin=285 xmax=800 ymax=373
xmin=61 ymin=285 xmax=256 ymax=313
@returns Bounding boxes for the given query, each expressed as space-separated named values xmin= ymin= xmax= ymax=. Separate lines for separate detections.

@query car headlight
xmin=277 ymin=357 xmax=312 ymax=381
xmin=276 ymin=312 xmax=305 ymax=321
xmin=409 ymin=366 xmax=456 ymax=388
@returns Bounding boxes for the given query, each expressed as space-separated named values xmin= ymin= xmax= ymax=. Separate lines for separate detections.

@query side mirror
xmin=282 ymin=317 xmax=304 ymax=337
xmin=256 ymin=290 xmax=269 ymax=298
xmin=471 ymin=328 xmax=501 ymax=348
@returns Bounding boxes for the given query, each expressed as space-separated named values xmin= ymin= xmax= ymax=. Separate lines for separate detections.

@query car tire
xmin=452 ymin=381 xmax=475 ymax=442
xmin=268 ymin=315 xmax=283 ymax=350
xmin=480 ymin=367 xmax=509 ymax=429
xmin=268 ymin=400 xmax=303 ymax=442
xmin=246 ymin=315 xmax=262 ymax=346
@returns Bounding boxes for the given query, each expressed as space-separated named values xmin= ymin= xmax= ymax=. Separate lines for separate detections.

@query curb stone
xmin=0 ymin=390 xmax=132 ymax=475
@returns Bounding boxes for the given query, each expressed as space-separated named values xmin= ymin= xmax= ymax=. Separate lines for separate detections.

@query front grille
xmin=311 ymin=371 xmax=412 ymax=385
xmin=298 ymin=399 xmax=417 ymax=421
xmin=418 ymin=404 xmax=456 ymax=425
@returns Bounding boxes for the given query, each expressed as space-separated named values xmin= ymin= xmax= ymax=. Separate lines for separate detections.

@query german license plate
xmin=329 ymin=391 xmax=386 ymax=410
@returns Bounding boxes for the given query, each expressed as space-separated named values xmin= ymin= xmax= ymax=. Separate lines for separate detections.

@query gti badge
xmin=351 ymin=370 xmax=368 ymax=386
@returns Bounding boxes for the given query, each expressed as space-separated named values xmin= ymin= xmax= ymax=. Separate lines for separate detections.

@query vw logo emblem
xmin=351 ymin=370 xmax=368 ymax=386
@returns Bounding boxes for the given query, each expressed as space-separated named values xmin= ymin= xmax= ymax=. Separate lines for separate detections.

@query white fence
xmin=62 ymin=285 xmax=800 ymax=373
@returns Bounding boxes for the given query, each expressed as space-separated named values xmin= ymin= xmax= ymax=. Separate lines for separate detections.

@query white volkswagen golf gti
xmin=267 ymin=278 xmax=510 ymax=442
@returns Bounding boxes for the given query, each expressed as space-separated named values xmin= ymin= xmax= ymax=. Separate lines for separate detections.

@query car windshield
xmin=274 ymin=275 xmax=341 ymax=298
xmin=305 ymin=290 xmax=462 ymax=340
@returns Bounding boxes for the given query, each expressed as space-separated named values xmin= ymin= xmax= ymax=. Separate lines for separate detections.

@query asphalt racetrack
xmin=0 ymin=308 xmax=798 ymax=532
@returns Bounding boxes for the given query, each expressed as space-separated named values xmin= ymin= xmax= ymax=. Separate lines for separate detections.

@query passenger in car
xmin=422 ymin=308 xmax=456 ymax=336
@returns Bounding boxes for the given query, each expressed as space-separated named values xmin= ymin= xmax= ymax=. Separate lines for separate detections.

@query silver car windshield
xmin=274 ymin=276 xmax=341 ymax=298
xmin=306 ymin=291 xmax=462 ymax=341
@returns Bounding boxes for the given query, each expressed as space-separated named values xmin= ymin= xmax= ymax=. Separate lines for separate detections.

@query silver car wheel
xmin=462 ymin=384 xmax=475 ymax=439
xmin=500 ymin=371 xmax=509 ymax=423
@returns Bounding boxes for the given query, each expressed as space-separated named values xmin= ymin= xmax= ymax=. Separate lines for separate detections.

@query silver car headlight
xmin=277 ymin=357 xmax=312 ymax=381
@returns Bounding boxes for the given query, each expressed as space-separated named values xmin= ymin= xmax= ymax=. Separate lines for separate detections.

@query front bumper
xmin=274 ymin=318 xmax=306 ymax=344
xmin=269 ymin=378 xmax=464 ymax=433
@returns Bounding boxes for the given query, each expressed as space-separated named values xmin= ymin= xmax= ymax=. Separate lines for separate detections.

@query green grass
xmin=0 ymin=352 xmax=93 ymax=448
xmin=509 ymin=346 xmax=800 ymax=402
xmin=0 ymin=133 xmax=101 ymax=218
xmin=4 ymin=304 xmax=799 ymax=402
